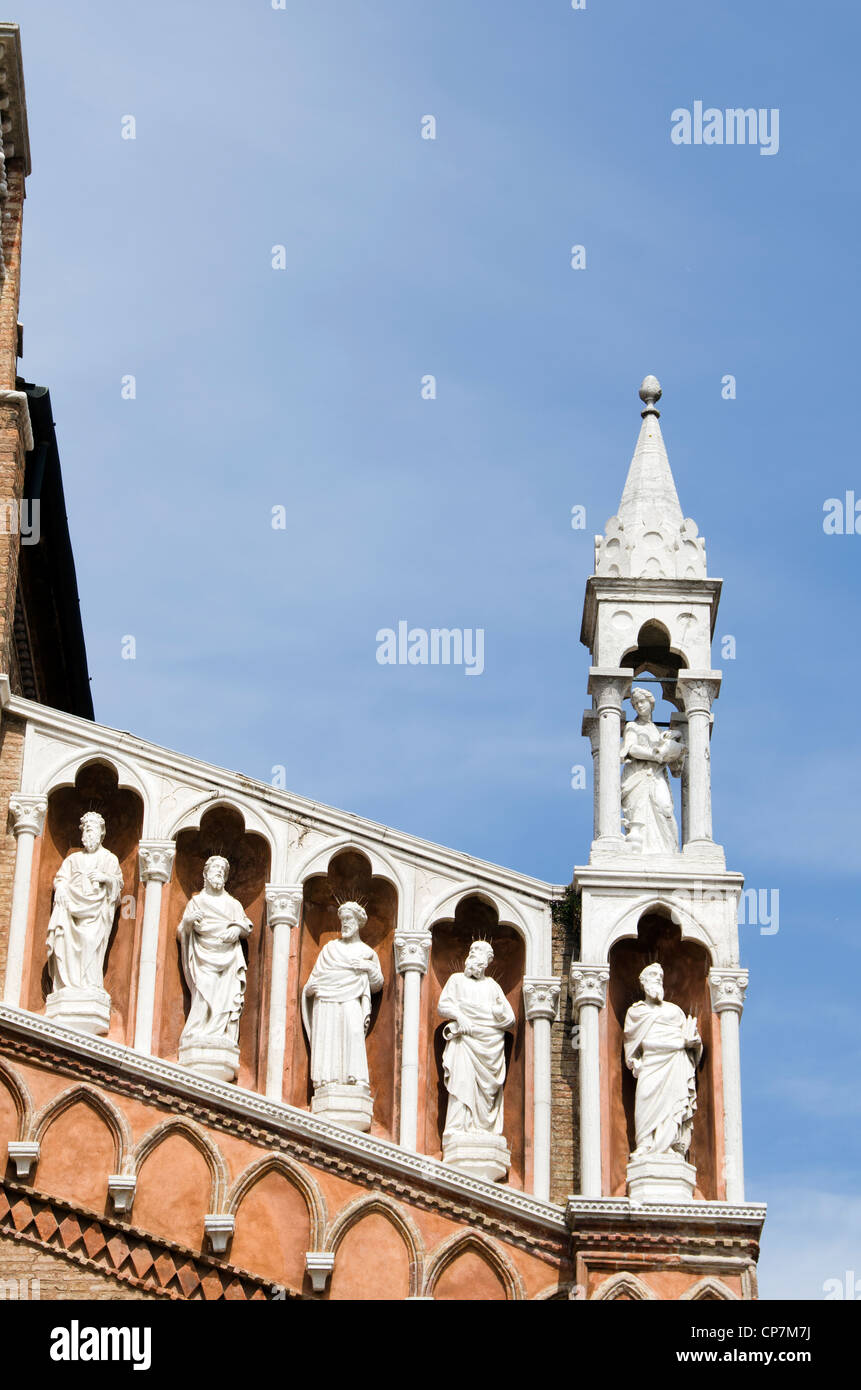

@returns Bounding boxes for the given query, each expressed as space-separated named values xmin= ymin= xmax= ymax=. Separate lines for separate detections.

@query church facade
xmin=0 ymin=24 xmax=764 ymax=1300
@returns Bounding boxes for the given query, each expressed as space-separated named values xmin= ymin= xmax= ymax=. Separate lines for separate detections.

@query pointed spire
xmin=616 ymin=376 xmax=684 ymax=530
xmin=593 ymin=376 xmax=707 ymax=581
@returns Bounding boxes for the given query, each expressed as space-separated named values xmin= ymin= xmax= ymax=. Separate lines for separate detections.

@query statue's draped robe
xmin=179 ymin=890 xmax=251 ymax=1044
xmin=439 ymin=973 xmax=515 ymax=1136
xmin=620 ymin=720 xmax=682 ymax=855
xmin=623 ymin=999 xmax=701 ymax=1156
xmin=302 ymin=939 xmax=383 ymax=1087
xmin=47 ymin=848 xmax=123 ymax=991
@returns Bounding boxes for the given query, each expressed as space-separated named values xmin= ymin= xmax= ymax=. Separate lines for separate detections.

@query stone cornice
xmin=566 ymin=1196 xmax=766 ymax=1229
xmin=0 ymin=1004 xmax=569 ymax=1245
xmin=0 ymin=690 xmax=565 ymax=909
xmin=0 ymin=24 xmax=30 ymax=174
xmin=0 ymin=390 xmax=34 ymax=451
xmin=580 ymin=575 xmax=722 ymax=650
xmin=574 ymin=865 xmax=744 ymax=892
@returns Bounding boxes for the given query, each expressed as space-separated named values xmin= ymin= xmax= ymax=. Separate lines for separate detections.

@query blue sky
xmin=11 ymin=0 xmax=860 ymax=1297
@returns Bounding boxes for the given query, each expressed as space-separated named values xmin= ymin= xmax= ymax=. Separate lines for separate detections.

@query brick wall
xmin=0 ymin=1232 xmax=159 ymax=1300
xmin=549 ymin=884 xmax=580 ymax=1205
xmin=0 ymin=712 xmax=25 ymax=983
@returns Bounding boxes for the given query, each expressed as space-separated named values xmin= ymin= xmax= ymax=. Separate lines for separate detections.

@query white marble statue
xmin=620 ymin=687 xmax=685 ymax=854
xmin=623 ymin=963 xmax=702 ymax=1159
xmin=301 ymin=902 xmax=383 ymax=1112
xmin=47 ymin=812 xmax=123 ymax=996
xmin=178 ymin=856 xmax=252 ymax=1056
xmin=438 ymin=941 xmax=515 ymax=1180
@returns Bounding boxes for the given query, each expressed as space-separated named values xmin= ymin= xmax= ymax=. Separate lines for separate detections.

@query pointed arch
xmin=36 ymin=750 xmax=150 ymax=819
xmin=30 ymin=1083 xmax=132 ymax=1172
xmin=423 ymin=1229 xmax=525 ymax=1301
xmin=325 ymin=1192 xmax=423 ymax=1265
xmin=292 ymin=838 xmax=407 ymax=918
xmin=167 ymin=796 xmax=276 ymax=861
xmin=133 ymin=1117 xmax=228 ymax=1208
xmin=680 ymin=1276 xmax=738 ymax=1301
xmin=226 ymin=1153 xmax=326 ymax=1247
xmin=0 ymin=1057 xmax=33 ymax=1139
xmin=323 ymin=1193 xmax=424 ymax=1300
xmin=592 ymin=1270 xmax=656 ymax=1301
xmin=532 ymin=1280 xmax=584 ymax=1300
xmin=604 ymin=893 xmax=719 ymax=962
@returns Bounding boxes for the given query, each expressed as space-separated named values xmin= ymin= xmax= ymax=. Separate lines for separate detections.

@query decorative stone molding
xmin=7 ymin=1139 xmax=38 ymax=1178
xmin=566 ymin=1196 xmax=767 ymax=1225
xmin=569 ymin=965 xmax=610 ymax=1012
xmin=107 ymin=1174 xmax=137 ymax=1215
xmin=265 ymin=885 xmax=303 ymax=929
xmin=522 ymin=977 xmax=561 ymax=1022
xmin=8 ymin=793 xmax=47 ymax=837
xmin=708 ymin=968 xmax=748 ymax=1016
xmin=0 ymin=1177 xmax=288 ymax=1300
xmin=393 ymin=932 xmax=432 ymax=974
xmin=305 ymin=1250 xmax=335 ymax=1293
xmin=204 ymin=1213 xmax=235 ymax=1255
xmin=138 ymin=840 xmax=176 ymax=884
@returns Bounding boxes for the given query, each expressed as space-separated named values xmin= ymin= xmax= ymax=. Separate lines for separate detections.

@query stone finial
xmin=638 ymin=374 xmax=662 ymax=417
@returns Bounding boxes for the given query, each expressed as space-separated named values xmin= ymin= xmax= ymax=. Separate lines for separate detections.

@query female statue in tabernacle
xmin=620 ymin=687 xmax=685 ymax=854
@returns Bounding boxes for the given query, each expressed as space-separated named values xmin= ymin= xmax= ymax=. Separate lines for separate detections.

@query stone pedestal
xmin=311 ymin=1082 xmax=373 ymax=1132
xmin=626 ymin=1152 xmax=696 ymax=1204
xmin=45 ymin=986 xmax=111 ymax=1036
xmin=442 ymin=1131 xmax=511 ymax=1184
xmin=178 ymin=1034 xmax=240 ymax=1083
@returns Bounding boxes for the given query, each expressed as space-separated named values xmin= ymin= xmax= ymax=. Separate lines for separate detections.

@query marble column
xmin=570 ymin=964 xmax=609 ymax=1197
xmin=523 ymin=977 xmax=561 ymax=1202
xmin=133 ymin=841 xmax=176 ymax=1052
xmin=588 ymin=669 xmax=631 ymax=850
xmin=3 ymin=794 xmax=47 ymax=1005
xmin=264 ymin=886 xmax=304 ymax=1100
xmin=394 ymin=931 xmax=432 ymax=1150
xmin=677 ymin=673 xmax=720 ymax=851
xmin=709 ymin=967 xmax=748 ymax=1203
xmin=581 ymin=709 xmax=600 ymax=841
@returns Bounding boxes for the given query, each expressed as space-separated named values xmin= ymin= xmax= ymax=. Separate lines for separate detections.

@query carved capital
xmin=8 ymin=793 xmax=47 ymax=837
xmin=265 ymin=885 xmax=303 ymax=929
xmin=138 ymin=840 xmax=176 ymax=884
xmin=569 ymin=964 xmax=610 ymax=1011
xmin=677 ymin=674 xmax=721 ymax=716
xmin=708 ymin=967 xmax=748 ymax=1015
xmin=394 ymin=932 xmax=432 ymax=974
xmin=523 ymin=977 xmax=561 ymax=1022
xmin=588 ymin=670 xmax=631 ymax=715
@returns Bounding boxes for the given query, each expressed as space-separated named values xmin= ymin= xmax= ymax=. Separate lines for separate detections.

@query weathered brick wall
xmin=0 ymin=161 xmax=25 ymax=391
xmin=0 ymin=159 xmax=27 ymax=683
xmin=0 ymin=712 xmax=25 ymax=983
xmin=549 ymin=885 xmax=580 ymax=1205
xmin=0 ymin=1233 xmax=159 ymax=1300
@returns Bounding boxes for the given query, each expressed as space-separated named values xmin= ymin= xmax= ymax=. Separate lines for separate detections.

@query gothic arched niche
xmin=230 ymin=1168 xmax=311 ymax=1291
xmin=289 ymin=851 xmax=397 ymax=1141
xmin=621 ymin=619 xmax=687 ymax=686
xmin=27 ymin=761 xmax=143 ymax=1043
xmin=424 ymin=897 xmax=526 ymax=1187
xmin=36 ymin=1097 xmax=116 ymax=1214
xmin=134 ymin=1129 xmax=213 ymax=1251
xmin=607 ymin=912 xmax=718 ymax=1200
xmin=328 ymin=1210 xmax=412 ymax=1301
xmin=161 ymin=806 xmax=270 ymax=1090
